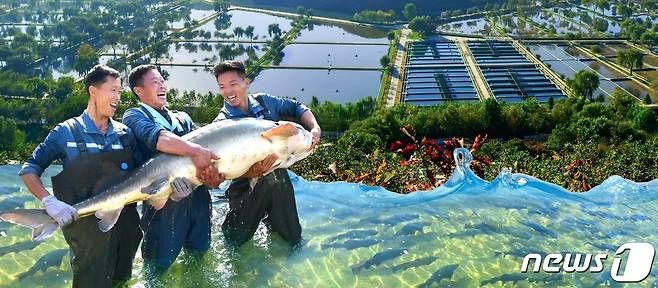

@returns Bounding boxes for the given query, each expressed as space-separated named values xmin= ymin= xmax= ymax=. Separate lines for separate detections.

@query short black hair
xmin=212 ymin=60 xmax=246 ymax=79
xmin=128 ymin=64 xmax=158 ymax=96
xmin=85 ymin=64 xmax=120 ymax=95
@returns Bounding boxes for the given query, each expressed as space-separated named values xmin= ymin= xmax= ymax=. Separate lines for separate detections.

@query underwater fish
xmin=1 ymin=119 xmax=314 ymax=241
xmin=0 ymin=195 xmax=35 ymax=210
xmin=326 ymin=229 xmax=378 ymax=242
xmin=391 ymin=256 xmax=438 ymax=273
xmin=494 ymin=247 xmax=546 ymax=258
xmin=17 ymin=249 xmax=68 ymax=280
xmin=351 ymin=248 xmax=408 ymax=274
xmin=480 ymin=273 xmax=528 ymax=286
xmin=0 ymin=240 xmax=41 ymax=257
xmin=417 ymin=264 xmax=459 ymax=288
xmin=357 ymin=214 xmax=420 ymax=227
xmin=395 ymin=222 xmax=430 ymax=236
xmin=592 ymin=270 xmax=621 ymax=288
xmin=322 ymin=238 xmax=381 ymax=250
xmin=520 ymin=221 xmax=558 ymax=238
xmin=381 ymin=214 xmax=420 ymax=225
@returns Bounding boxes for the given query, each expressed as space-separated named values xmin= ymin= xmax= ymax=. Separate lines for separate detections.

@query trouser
xmin=62 ymin=204 xmax=142 ymax=288
xmin=140 ymin=186 xmax=211 ymax=270
xmin=222 ymin=169 xmax=302 ymax=246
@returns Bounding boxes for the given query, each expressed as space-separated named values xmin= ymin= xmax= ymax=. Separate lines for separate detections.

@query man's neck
xmin=86 ymin=104 xmax=109 ymax=134
xmin=236 ymin=96 xmax=250 ymax=113
xmin=143 ymin=101 xmax=165 ymax=111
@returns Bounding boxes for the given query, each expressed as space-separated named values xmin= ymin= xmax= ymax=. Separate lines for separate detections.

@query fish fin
xmin=32 ymin=222 xmax=59 ymax=242
xmin=0 ymin=209 xmax=59 ymax=241
xmin=262 ymin=160 xmax=282 ymax=176
xmin=351 ymin=265 xmax=362 ymax=274
xmin=140 ymin=177 xmax=169 ymax=196
xmin=261 ymin=123 xmax=298 ymax=140
xmin=147 ymin=197 xmax=168 ymax=211
xmin=95 ymin=206 xmax=123 ymax=232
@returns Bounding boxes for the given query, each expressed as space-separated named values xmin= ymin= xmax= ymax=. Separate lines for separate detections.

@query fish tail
xmin=0 ymin=209 xmax=59 ymax=241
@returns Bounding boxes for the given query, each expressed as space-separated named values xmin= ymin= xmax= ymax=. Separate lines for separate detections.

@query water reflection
xmin=277 ymin=44 xmax=387 ymax=67
xmin=249 ymin=69 xmax=382 ymax=104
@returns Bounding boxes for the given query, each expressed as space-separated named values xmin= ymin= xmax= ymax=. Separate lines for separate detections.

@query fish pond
xmin=1 ymin=149 xmax=657 ymax=287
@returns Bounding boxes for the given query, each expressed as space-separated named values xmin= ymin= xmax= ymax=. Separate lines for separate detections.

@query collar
xmin=79 ymin=110 xmax=117 ymax=136
xmin=222 ymin=95 xmax=264 ymax=118
xmin=139 ymin=102 xmax=183 ymax=132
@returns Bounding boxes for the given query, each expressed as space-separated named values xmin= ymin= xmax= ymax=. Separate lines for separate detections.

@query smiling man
xmin=19 ymin=65 xmax=143 ymax=287
xmin=212 ymin=60 xmax=321 ymax=247
xmin=122 ymin=64 xmax=224 ymax=273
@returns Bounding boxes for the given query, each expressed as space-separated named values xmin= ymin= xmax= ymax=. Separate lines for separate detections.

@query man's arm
xmin=123 ymin=108 xmax=219 ymax=182
xmin=22 ymin=173 xmax=50 ymax=201
xmin=299 ymin=110 xmax=321 ymax=148
xmin=266 ymin=94 xmax=321 ymax=148
xmin=22 ymin=173 xmax=77 ymax=225
xmin=19 ymin=126 xmax=77 ymax=225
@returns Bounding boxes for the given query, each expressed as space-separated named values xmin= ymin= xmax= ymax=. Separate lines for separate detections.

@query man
xmin=19 ymin=65 xmax=143 ymax=287
xmin=123 ymin=64 xmax=224 ymax=271
xmin=212 ymin=60 xmax=321 ymax=247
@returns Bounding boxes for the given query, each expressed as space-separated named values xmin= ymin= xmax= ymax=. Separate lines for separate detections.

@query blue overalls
xmin=122 ymin=103 xmax=211 ymax=270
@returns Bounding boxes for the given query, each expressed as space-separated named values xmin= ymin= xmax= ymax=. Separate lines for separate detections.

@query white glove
xmin=170 ymin=177 xmax=194 ymax=202
xmin=42 ymin=195 xmax=78 ymax=226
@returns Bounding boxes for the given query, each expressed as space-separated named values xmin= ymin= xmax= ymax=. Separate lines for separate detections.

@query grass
xmin=376 ymin=33 xmax=400 ymax=107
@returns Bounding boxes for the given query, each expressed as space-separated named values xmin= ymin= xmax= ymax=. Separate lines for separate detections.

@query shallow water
xmin=1 ymin=149 xmax=657 ymax=287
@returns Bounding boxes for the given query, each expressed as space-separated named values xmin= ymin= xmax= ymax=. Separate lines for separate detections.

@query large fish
xmin=0 ymin=118 xmax=314 ymax=241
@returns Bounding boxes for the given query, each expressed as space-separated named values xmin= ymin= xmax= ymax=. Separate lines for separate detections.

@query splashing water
xmin=0 ymin=148 xmax=657 ymax=287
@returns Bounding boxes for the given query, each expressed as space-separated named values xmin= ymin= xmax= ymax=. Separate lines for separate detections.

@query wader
xmin=222 ymin=169 xmax=301 ymax=246
xmin=51 ymin=120 xmax=142 ymax=288
xmin=220 ymin=95 xmax=302 ymax=247
xmin=136 ymin=105 xmax=211 ymax=270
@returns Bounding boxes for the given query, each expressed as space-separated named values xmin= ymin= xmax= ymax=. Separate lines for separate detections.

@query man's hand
xmin=170 ymin=177 xmax=194 ymax=202
xmin=200 ymin=165 xmax=225 ymax=188
xmin=42 ymin=195 xmax=78 ymax=226
xmin=242 ymin=154 xmax=278 ymax=178
xmin=310 ymin=126 xmax=321 ymax=150
xmin=190 ymin=144 xmax=219 ymax=181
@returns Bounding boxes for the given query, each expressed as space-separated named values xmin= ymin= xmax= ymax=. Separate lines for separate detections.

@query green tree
xmin=403 ymin=3 xmax=417 ymax=20
xmin=74 ymin=43 xmax=99 ymax=75
xmin=233 ymin=26 xmax=244 ymax=42
xmin=408 ymin=16 xmax=437 ymax=36
xmin=267 ymin=23 xmax=281 ymax=37
xmin=640 ymin=0 xmax=656 ymax=13
xmin=567 ymin=70 xmax=600 ymax=99
xmin=380 ymin=55 xmax=390 ymax=68
xmin=595 ymin=0 xmax=610 ymax=13
xmin=0 ymin=116 xmax=22 ymax=150
xmin=387 ymin=31 xmax=396 ymax=42
xmin=634 ymin=108 xmax=657 ymax=130
xmin=616 ymin=3 xmax=633 ymax=18
xmin=617 ymin=48 xmax=644 ymax=75
xmin=102 ymin=31 xmax=121 ymax=57
xmin=244 ymin=25 xmax=255 ymax=41
xmin=213 ymin=0 xmax=230 ymax=13
xmin=592 ymin=18 xmax=609 ymax=32
xmin=640 ymin=31 xmax=658 ymax=48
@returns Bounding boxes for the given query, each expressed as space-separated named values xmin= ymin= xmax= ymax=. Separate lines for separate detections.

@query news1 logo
xmin=521 ymin=243 xmax=656 ymax=283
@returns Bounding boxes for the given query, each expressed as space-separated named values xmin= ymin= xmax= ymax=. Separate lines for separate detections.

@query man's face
xmin=90 ymin=76 xmax=122 ymax=118
xmin=135 ymin=69 xmax=167 ymax=109
xmin=217 ymin=71 xmax=249 ymax=107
